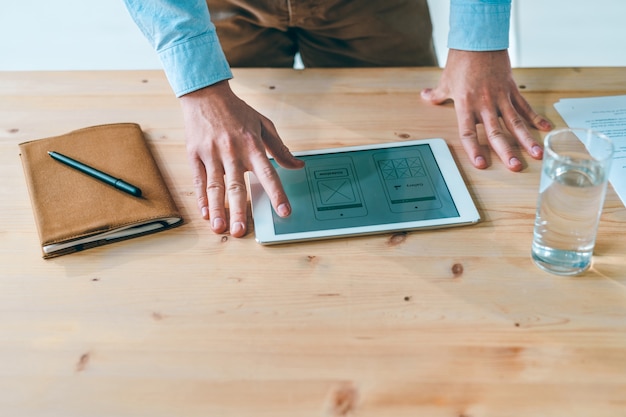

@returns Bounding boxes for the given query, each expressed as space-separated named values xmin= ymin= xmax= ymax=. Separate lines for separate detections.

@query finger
xmin=420 ymin=87 xmax=452 ymax=105
xmin=499 ymin=99 xmax=543 ymax=160
xmin=454 ymin=101 xmax=488 ymax=169
xmin=250 ymin=155 xmax=292 ymax=218
xmin=204 ymin=164 xmax=228 ymax=234
xmin=481 ymin=109 xmax=523 ymax=172
xmin=260 ymin=119 xmax=304 ymax=169
xmin=511 ymin=90 xmax=553 ymax=132
xmin=188 ymin=155 xmax=211 ymax=219
xmin=223 ymin=168 xmax=248 ymax=238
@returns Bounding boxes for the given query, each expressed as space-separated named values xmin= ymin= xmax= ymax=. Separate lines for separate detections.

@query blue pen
xmin=48 ymin=151 xmax=142 ymax=197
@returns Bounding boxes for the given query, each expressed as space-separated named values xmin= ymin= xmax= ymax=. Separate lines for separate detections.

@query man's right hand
xmin=179 ymin=80 xmax=305 ymax=237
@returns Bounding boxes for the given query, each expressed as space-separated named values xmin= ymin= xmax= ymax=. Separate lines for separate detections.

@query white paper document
xmin=554 ymin=95 xmax=626 ymax=206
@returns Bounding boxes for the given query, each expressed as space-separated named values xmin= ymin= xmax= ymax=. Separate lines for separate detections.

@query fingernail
xmin=420 ymin=88 xmax=432 ymax=98
xmin=531 ymin=145 xmax=543 ymax=158
xmin=201 ymin=206 xmax=209 ymax=219
xmin=475 ymin=156 xmax=486 ymax=167
xmin=509 ymin=157 xmax=522 ymax=167
xmin=231 ymin=222 xmax=245 ymax=236
xmin=540 ymin=119 xmax=552 ymax=129
xmin=277 ymin=203 xmax=290 ymax=217
xmin=212 ymin=217 xmax=226 ymax=231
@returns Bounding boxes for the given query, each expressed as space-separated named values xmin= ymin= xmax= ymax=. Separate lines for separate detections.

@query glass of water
xmin=531 ymin=128 xmax=613 ymax=276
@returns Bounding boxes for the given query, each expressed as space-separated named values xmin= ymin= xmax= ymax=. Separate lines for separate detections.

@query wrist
xmin=179 ymin=81 xmax=235 ymax=115
xmin=180 ymin=80 xmax=231 ymax=100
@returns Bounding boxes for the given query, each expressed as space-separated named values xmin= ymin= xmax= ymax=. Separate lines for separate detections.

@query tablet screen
xmin=250 ymin=139 xmax=479 ymax=244
xmin=272 ymin=143 xmax=457 ymax=233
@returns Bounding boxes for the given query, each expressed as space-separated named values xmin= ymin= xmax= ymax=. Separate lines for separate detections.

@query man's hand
xmin=180 ymin=80 xmax=304 ymax=237
xmin=421 ymin=49 xmax=552 ymax=171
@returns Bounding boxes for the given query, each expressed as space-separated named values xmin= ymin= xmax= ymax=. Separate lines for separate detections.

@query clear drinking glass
xmin=531 ymin=128 xmax=614 ymax=276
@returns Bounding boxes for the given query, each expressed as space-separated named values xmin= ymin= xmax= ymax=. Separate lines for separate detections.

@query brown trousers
xmin=207 ymin=0 xmax=437 ymax=67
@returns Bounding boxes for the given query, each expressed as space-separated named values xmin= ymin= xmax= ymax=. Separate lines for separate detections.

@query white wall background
xmin=1 ymin=0 xmax=625 ymax=71
xmin=427 ymin=0 xmax=626 ymax=68
xmin=511 ymin=0 xmax=626 ymax=67
xmin=0 ymin=1 xmax=160 ymax=71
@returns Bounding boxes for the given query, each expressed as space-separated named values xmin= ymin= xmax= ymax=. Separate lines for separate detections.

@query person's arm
xmin=124 ymin=0 xmax=232 ymax=95
xmin=421 ymin=0 xmax=552 ymax=171
xmin=124 ymin=0 xmax=303 ymax=237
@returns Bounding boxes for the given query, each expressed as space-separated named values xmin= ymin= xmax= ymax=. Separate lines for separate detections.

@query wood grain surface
xmin=1 ymin=67 xmax=625 ymax=417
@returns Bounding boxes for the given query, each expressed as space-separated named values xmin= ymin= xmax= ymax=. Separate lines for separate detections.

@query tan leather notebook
xmin=19 ymin=123 xmax=183 ymax=258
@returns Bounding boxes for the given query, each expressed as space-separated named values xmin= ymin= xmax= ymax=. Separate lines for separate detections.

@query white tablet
xmin=250 ymin=138 xmax=480 ymax=245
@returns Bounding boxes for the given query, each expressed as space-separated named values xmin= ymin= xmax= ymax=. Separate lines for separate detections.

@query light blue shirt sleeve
xmin=448 ymin=0 xmax=511 ymax=51
xmin=123 ymin=0 xmax=232 ymax=97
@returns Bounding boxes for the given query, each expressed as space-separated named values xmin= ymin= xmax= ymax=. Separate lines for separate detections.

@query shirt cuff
xmin=447 ymin=1 xmax=511 ymax=51
xmin=158 ymin=32 xmax=233 ymax=97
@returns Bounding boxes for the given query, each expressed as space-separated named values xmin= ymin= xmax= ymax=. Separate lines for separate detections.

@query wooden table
xmin=1 ymin=68 xmax=625 ymax=417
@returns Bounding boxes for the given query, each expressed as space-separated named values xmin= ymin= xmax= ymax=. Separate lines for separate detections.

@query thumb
xmin=269 ymin=142 xmax=305 ymax=170
xmin=261 ymin=119 xmax=305 ymax=169
xmin=420 ymin=87 xmax=452 ymax=105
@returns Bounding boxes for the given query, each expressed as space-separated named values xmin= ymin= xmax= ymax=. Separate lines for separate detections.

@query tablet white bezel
xmin=249 ymin=138 xmax=480 ymax=245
